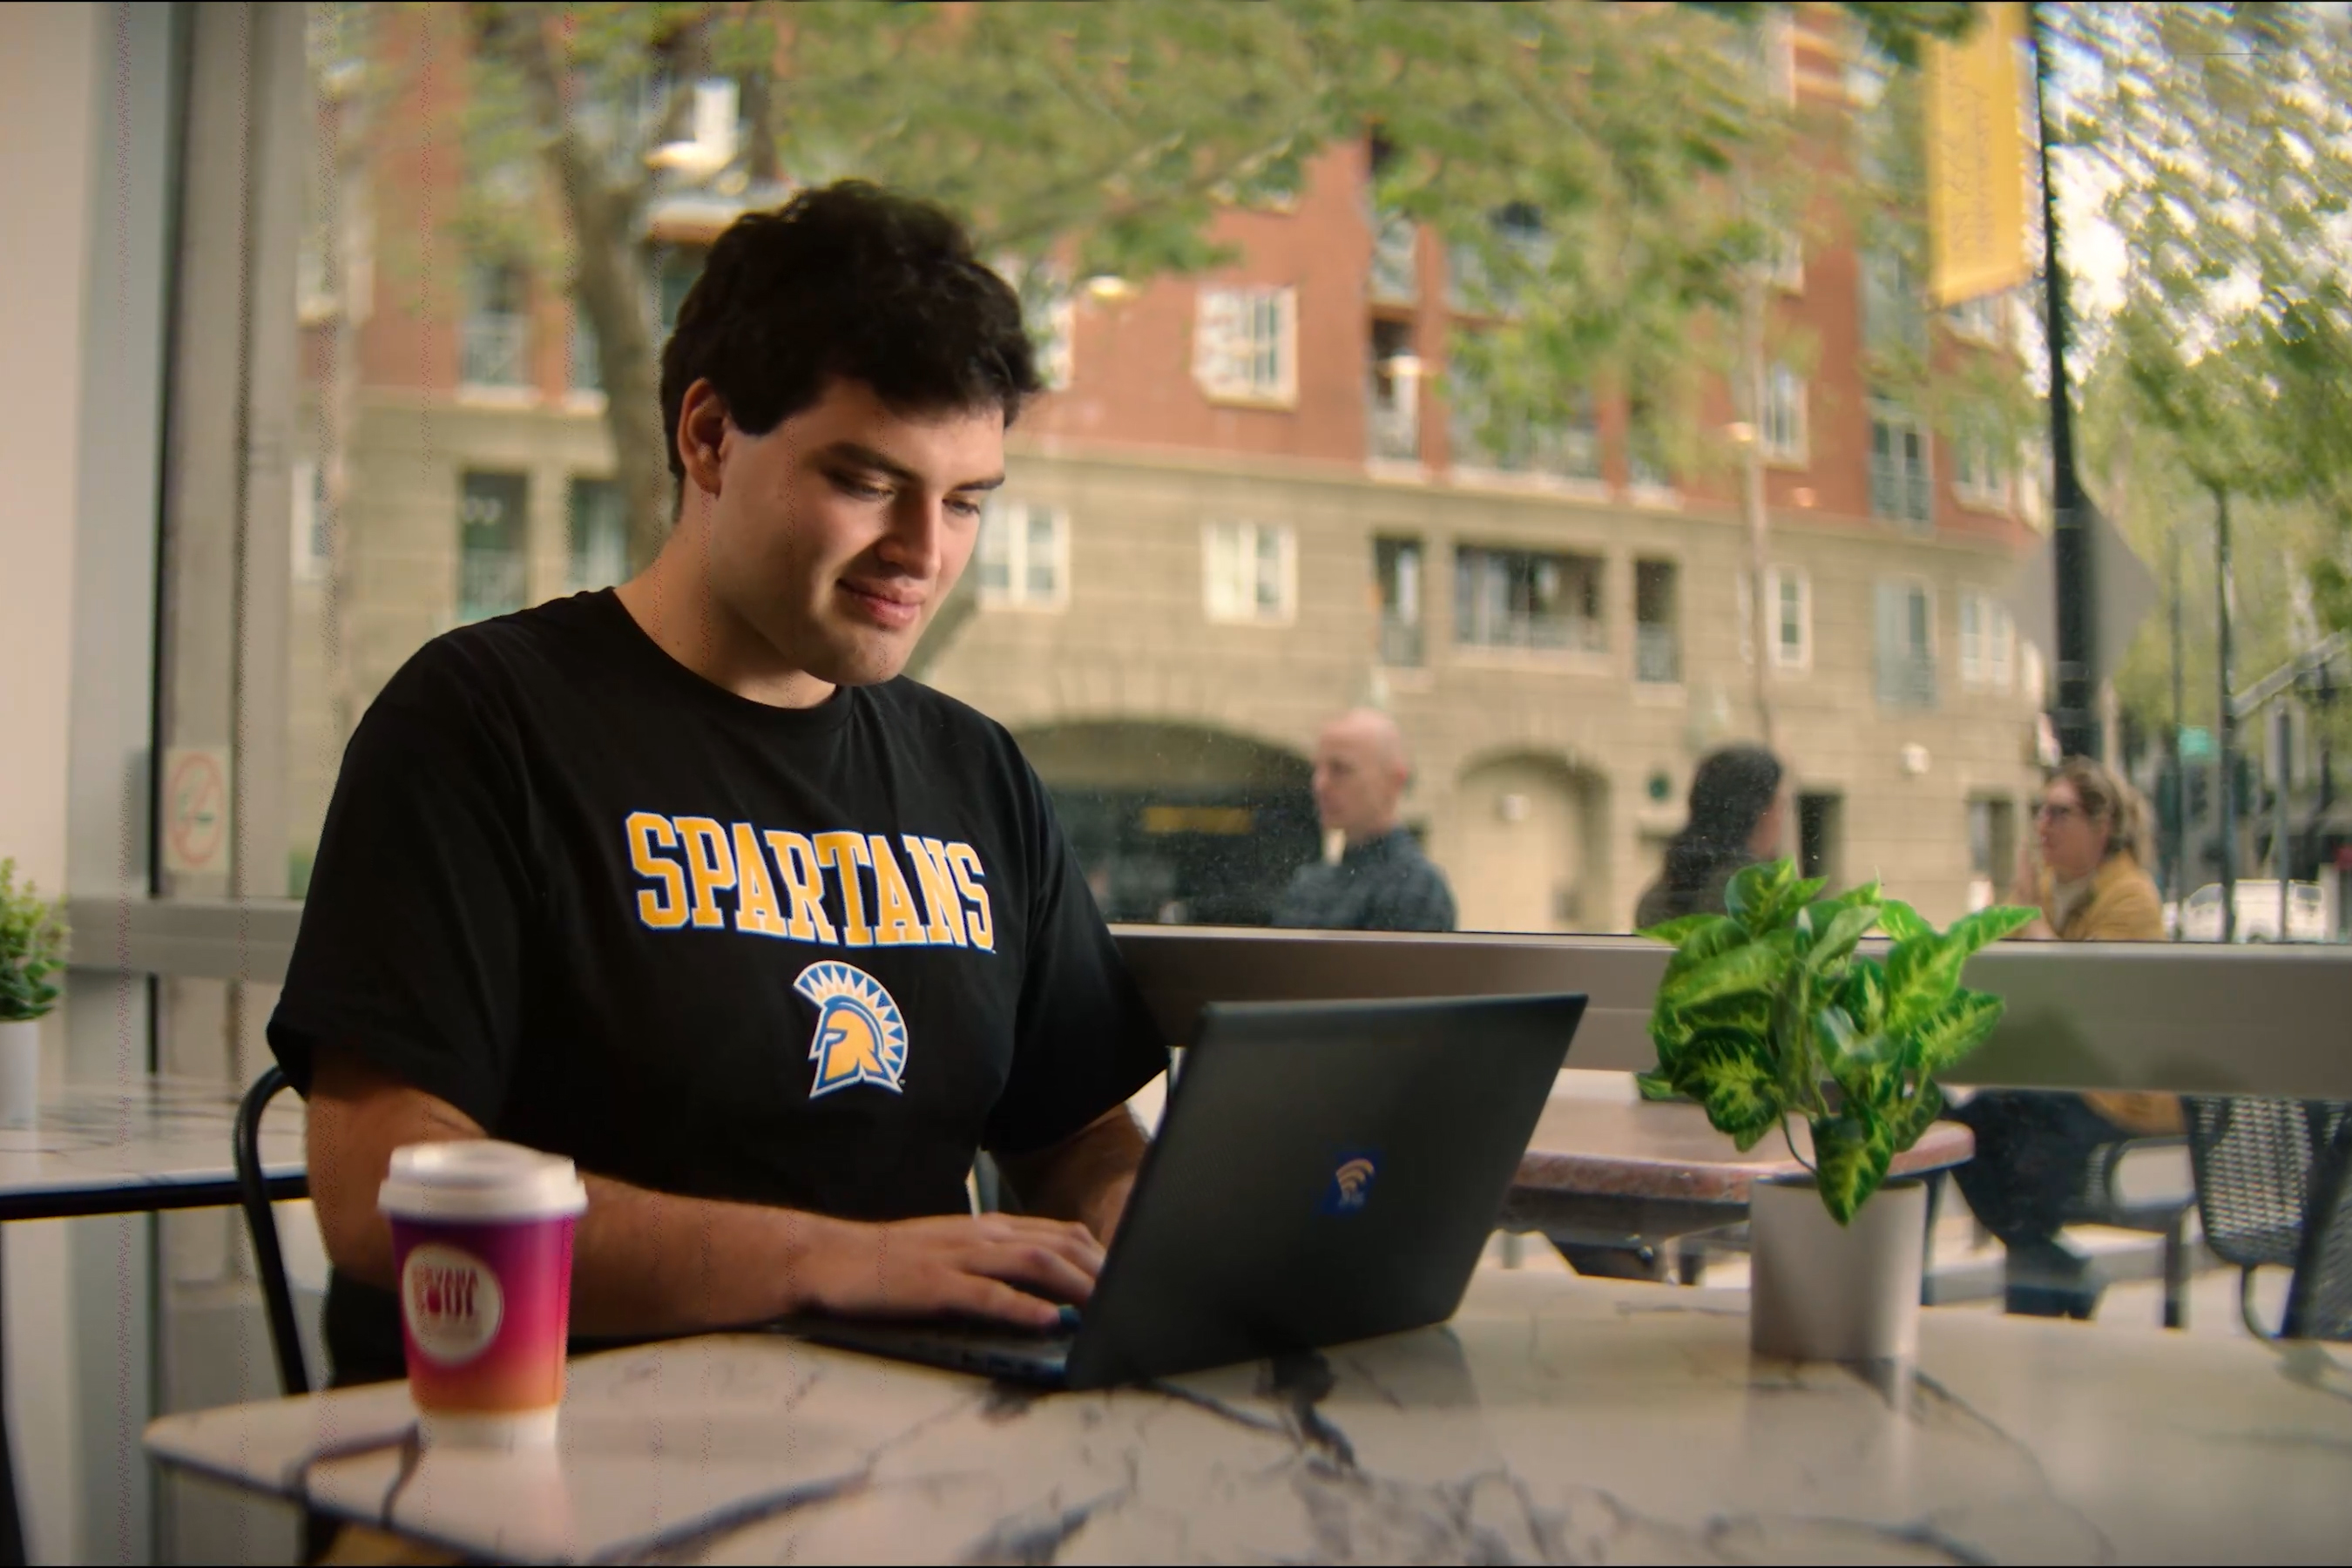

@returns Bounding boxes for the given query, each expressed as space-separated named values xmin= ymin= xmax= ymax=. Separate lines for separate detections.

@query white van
xmin=2177 ymin=881 xmax=2328 ymax=943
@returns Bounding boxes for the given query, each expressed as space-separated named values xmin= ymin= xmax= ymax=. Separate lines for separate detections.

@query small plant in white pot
xmin=1638 ymin=859 xmax=2033 ymax=1361
xmin=0 ymin=860 xmax=66 ymax=1131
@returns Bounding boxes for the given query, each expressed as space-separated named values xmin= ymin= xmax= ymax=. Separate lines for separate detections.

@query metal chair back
xmin=2182 ymin=1096 xmax=2352 ymax=1340
xmin=233 ymin=1064 xmax=310 ymax=1396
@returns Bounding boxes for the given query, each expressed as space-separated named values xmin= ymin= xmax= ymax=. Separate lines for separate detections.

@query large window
xmin=457 ymin=470 xmax=529 ymax=624
xmin=1455 ymin=546 xmax=1605 ymax=654
xmin=1871 ymin=399 xmax=1933 ymax=526
xmin=461 ymin=260 xmax=529 ymax=390
xmin=977 ymin=498 xmax=1070 ymax=611
xmin=1876 ymin=578 xmax=1938 ymax=708
xmin=1202 ymin=520 xmax=1294 ymax=624
xmin=1193 ymin=287 xmax=1297 ymax=406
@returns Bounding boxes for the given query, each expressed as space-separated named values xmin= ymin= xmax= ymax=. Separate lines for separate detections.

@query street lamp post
xmin=2031 ymin=2 xmax=2098 ymax=761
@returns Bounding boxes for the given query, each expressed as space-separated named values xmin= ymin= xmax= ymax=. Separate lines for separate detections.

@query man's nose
xmin=874 ymin=496 xmax=949 ymax=578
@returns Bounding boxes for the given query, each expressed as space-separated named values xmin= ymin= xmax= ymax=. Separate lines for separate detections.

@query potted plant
xmin=0 ymin=860 xmax=67 ymax=1131
xmin=1638 ymin=858 xmax=2033 ymax=1360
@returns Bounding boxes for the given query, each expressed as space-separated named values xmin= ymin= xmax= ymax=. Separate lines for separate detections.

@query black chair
xmin=2183 ymin=1096 xmax=2352 ymax=1341
xmin=2058 ymin=1134 xmax=2196 ymax=1329
xmin=233 ymin=1064 xmax=310 ymax=1397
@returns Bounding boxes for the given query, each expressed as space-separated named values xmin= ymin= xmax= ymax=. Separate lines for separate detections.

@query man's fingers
xmin=974 ymin=1214 xmax=1104 ymax=1268
xmin=937 ymin=1271 xmax=1064 ymax=1328
xmin=965 ymin=1240 xmax=1098 ymax=1303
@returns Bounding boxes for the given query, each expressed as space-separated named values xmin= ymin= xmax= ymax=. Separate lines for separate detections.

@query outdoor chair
xmin=2182 ymin=1096 xmax=2352 ymax=1341
xmin=2058 ymin=1133 xmax=2196 ymax=1328
xmin=233 ymin=1064 xmax=310 ymax=1397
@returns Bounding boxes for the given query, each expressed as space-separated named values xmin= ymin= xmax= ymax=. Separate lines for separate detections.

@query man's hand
xmin=997 ymin=1101 xmax=1152 ymax=1243
xmin=794 ymin=1213 xmax=1105 ymax=1329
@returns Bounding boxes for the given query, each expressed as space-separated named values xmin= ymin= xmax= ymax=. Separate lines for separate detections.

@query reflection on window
xmin=1634 ymin=559 xmax=1680 ymax=685
xmin=1761 ymin=362 xmax=1807 ymax=463
xmin=568 ymin=477 xmax=627 ymax=594
xmin=977 ymin=499 xmax=1069 ymax=610
xmin=1375 ymin=537 xmax=1424 ymax=668
xmin=1876 ymin=578 xmax=1937 ymax=709
xmin=1456 ymin=546 xmax=1604 ymax=655
xmin=1870 ymin=399 xmax=1932 ymax=526
xmin=458 ymin=471 xmax=529 ymax=624
xmin=1203 ymin=520 xmax=1294 ymax=624
xmin=1193 ymin=286 xmax=1296 ymax=406
xmin=461 ymin=260 xmax=529 ymax=389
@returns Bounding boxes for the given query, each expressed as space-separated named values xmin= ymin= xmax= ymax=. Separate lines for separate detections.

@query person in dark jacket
xmin=1633 ymin=746 xmax=1788 ymax=929
xmin=1273 ymin=708 xmax=1456 ymax=932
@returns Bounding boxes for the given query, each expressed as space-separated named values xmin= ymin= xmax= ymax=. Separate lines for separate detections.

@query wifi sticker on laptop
xmin=1319 ymin=1151 xmax=1382 ymax=1216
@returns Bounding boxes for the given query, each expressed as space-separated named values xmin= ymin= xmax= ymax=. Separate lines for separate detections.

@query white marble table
xmin=145 ymin=1270 xmax=2352 ymax=1565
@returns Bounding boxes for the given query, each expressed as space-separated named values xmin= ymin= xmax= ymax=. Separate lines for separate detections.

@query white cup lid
xmin=378 ymin=1140 xmax=588 ymax=1221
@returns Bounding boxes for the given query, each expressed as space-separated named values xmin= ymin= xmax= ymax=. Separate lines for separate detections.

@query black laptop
xmin=782 ymin=990 xmax=1585 ymax=1389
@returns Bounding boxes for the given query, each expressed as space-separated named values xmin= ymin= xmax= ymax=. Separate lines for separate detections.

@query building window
xmin=1875 ymin=579 xmax=1937 ymax=708
xmin=1203 ymin=519 xmax=1294 ymax=624
xmin=1862 ymin=248 xmax=1926 ymax=356
xmin=977 ymin=498 xmax=1070 ymax=610
xmin=1368 ymin=318 xmax=1419 ymax=462
xmin=568 ymin=315 xmax=601 ymax=395
xmin=1193 ymin=286 xmax=1297 ymax=406
xmin=461 ymin=261 xmax=529 ymax=389
xmin=1958 ymin=591 xmax=2015 ymax=691
xmin=457 ymin=471 xmax=530 ymax=624
xmin=1761 ymin=362 xmax=1807 ymax=463
xmin=1953 ymin=426 xmax=2012 ymax=510
xmin=1635 ymin=559 xmax=1680 ymax=684
xmin=1870 ymin=400 xmax=1933 ymax=526
xmin=1737 ymin=566 xmax=1811 ymax=671
xmin=1369 ymin=208 xmax=1418 ymax=306
xmin=1627 ymin=395 xmax=1673 ymax=494
xmin=1455 ymin=546 xmax=1605 ymax=654
xmin=1375 ymin=537 xmax=1424 ymax=667
xmin=1450 ymin=354 xmax=1598 ymax=482
xmin=994 ymin=256 xmax=1076 ymax=393
xmin=1946 ymin=290 xmax=2008 ymax=345
xmin=568 ymin=476 xmax=627 ymax=593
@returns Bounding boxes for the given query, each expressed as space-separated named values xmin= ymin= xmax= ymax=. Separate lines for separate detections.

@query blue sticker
xmin=1319 ymin=1149 xmax=1382 ymax=1215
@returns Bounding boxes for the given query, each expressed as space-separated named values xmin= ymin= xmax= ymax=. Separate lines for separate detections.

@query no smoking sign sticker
xmin=162 ymin=747 xmax=233 ymax=876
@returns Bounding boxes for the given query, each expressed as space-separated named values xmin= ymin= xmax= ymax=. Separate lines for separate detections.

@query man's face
xmin=696 ymin=378 xmax=1005 ymax=687
xmin=1312 ymin=722 xmax=1405 ymax=842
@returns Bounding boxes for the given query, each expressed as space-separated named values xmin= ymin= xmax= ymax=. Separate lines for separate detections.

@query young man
xmin=272 ymin=183 xmax=1168 ymax=1389
xmin=1272 ymin=708 xmax=1456 ymax=932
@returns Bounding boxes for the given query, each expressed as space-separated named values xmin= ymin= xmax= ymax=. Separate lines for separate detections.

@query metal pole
xmin=2276 ymin=702 xmax=2294 ymax=939
xmin=2032 ymin=1 xmax=2097 ymax=760
xmin=2218 ymin=486 xmax=2238 ymax=943
xmin=2169 ymin=526 xmax=2186 ymax=907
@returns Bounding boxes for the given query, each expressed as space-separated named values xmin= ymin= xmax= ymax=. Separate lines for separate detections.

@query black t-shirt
xmin=269 ymin=591 xmax=1167 ymax=1385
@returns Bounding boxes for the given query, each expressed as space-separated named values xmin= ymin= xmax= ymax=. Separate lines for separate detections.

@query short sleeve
xmin=983 ymin=762 xmax=1170 ymax=1157
xmin=267 ymin=660 xmax=538 ymax=1129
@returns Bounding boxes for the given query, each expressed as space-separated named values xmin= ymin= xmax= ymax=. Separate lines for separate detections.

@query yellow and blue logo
xmin=1320 ymin=1152 xmax=1381 ymax=1215
xmin=794 ymin=961 xmax=909 ymax=1100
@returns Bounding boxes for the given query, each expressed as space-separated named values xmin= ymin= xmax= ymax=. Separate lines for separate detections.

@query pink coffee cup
xmin=379 ymin=1141 xmax=588 ymax=1450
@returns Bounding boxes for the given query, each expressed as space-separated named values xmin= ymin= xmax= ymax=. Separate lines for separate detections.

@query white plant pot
xmin=0 ymin=1017 xmax=39 ymax=1131
xmin=1749 ymin=1175 xmax=1926 ymax=1362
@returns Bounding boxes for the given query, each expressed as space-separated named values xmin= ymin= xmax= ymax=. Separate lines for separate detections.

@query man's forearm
xmin=999 ymin=1105 xmax=1150 ymax=1241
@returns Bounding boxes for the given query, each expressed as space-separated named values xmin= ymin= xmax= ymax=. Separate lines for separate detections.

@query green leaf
xmin=1906 ymin=990 xmax=2006 ymax=1076
xmin=1801 ymin=902 xmax=1882 ymax=976
xmin=1943 ymin=904 xmax=2039 ymax=961
xmin=1884 ymin=934 xmax=1964 ymax=1036
xmin=1681 ymin=1042 xmax=1783 ymax=1150
xmin=1635 ymin=1071 xmax=1686 ymax=1102
xmin=1839 ymin=957 xmax=1889 ymax=1033
xmin=1889 ymin=1078 xmax=1946 ymax=1148
xmin=1658 ymin=935 xmax=1790 ymax=1016
xmin=1724 ymin=859 xmax=1794 ymax=927
xmin=1877 ymin=900 xmax=1933 ymax=943
xmin=1636 ymin=913 xmax=1720 ymax=947
xmin=1809 ymin=1112 xmax=1895 ymax=1225
xmin=1816 ymin=1007 xmax=1894 ymax=1104
xmin=1659 ymin=915 xmax=1750 ymax=987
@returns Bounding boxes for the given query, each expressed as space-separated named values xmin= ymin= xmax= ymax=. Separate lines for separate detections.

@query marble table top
xmin=1513 ymin=1098 xmax=1974 ymax=1201
xmin=145 ymin=1270 xmax=2352 ymax=1565
xmin=0 ymin=1075 xmax=304 ymax=1213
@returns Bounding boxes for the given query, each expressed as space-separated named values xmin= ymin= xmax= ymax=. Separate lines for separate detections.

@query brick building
xmin=290 ymin=5 xmax=2046 ymax=929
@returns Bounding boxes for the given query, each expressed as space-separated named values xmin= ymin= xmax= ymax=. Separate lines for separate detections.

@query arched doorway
xmin=1015 ymin=721 xmax=1318 ymax=926
xmin=1439 ymin=754 xmax=1611 ymax=934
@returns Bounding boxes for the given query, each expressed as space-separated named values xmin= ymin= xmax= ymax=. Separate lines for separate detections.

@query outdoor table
xmin=0 ymin=1076 xmax=306 ymax=1565
xmin=1503 ymin=1096 xmax=1975 ymax=1267
xmin=145 ymin=1268 xmax=2351 ymax=1564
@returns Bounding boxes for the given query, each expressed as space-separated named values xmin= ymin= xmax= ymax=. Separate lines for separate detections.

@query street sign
xmin=161 ymin=746 xmax=233 ymax=876
xmin=2004 ymin=497 xmax=2159 ymax=695
xmin=2179 ymin=726 xmax=2215 ymax=762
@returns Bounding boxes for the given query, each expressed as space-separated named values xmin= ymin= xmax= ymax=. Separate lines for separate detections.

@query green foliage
xmin=0 ymin=861 xmax=66 ymax=1024
xmin=1637 ymin=858 xmax=2033 ymax=1224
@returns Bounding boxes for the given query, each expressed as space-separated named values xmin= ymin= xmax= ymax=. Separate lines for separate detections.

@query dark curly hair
xmin=659 ymin=181 xmax=1042 ymax=491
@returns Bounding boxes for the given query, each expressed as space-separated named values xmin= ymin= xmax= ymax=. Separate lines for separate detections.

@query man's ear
xmin=676 ymin=379 xmax=731 ymax=500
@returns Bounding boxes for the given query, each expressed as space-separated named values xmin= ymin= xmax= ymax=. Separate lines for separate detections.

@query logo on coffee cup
xmin=401 ymin=1243 xmax=505 ymax=1366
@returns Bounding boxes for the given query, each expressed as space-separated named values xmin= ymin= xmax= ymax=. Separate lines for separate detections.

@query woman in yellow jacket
xmin=1953 ymin=757 xmax=2172 ymax=1319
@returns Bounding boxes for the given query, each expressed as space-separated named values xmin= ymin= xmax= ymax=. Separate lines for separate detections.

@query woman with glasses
xmin=1952 ymin=755 xmax=2171 ymax=1319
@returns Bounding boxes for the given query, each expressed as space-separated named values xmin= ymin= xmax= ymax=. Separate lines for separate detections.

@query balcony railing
xmin=1369 ymin=393 xmax=1419 ymax=461
xmin=1378 ymin=615 xmax=1424 ymax=668
xmin=1371 ymin=212 xmax=1418 ymax=304
xmin=1635 ymin=623 xmax=1680 ymax=685
xmin=462 ymin=314 xmax=529 ymax=389
xmin=1460 ymin=612 xmax=1605 ymax=655
xmin=1876 ymin=652 xmax=1938 ymax=709
xmin=1870 ymin=456 xmax=1933 ymax=526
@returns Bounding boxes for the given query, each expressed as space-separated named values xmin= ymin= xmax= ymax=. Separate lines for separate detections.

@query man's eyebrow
xmin=816 ymin=441 xmax=1004 ymax=493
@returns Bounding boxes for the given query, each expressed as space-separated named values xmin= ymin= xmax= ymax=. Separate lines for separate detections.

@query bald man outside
xmin=1273 ymin=709 xmax=1457 ymax=932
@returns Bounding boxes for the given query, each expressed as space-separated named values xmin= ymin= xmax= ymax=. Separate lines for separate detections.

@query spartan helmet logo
xmin=794 ymin=961 xmax=910 ymax=1099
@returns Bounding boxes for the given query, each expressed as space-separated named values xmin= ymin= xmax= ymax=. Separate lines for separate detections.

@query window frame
xmin=1201 ymin=517 xmax=1298 ymax=625
xmin=1761 ymin=362 xmax=1808 ymax=465
xmin=1453 ymin=542 xmax=1609 ymax=657
xmin=1193 ymin=284 xmax=1300 ymax=409
xmin=976 ymin=497 xmax=1073 ymax=612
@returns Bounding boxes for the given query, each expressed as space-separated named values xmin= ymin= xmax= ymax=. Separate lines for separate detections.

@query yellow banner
xmin=1925 ymin=1 xmax=2031 ymax=308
